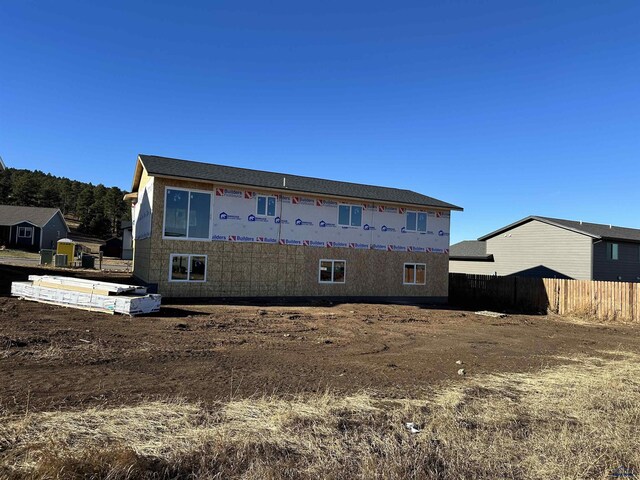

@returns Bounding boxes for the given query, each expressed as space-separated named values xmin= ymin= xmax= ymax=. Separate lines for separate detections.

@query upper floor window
xmin=338 ymin=204 xmax=362 ymax=227
xmin=406 ymin=211 xmax=427 ymax=232
xmin=164 ymin=188 xmax=211 ymax=239
xmin=607 ymin=242 xmax=619 ymax=261
xmin=257 ymin=195 xmax=277 ymax=217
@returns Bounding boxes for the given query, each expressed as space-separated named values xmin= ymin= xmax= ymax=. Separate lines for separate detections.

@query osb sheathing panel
xmin=139 ymin=177 xmax=449 ymax=298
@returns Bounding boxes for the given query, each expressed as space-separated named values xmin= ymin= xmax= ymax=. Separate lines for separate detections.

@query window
xmin=257 ymin=195 xmax=277 ymax=216
xmin=607 ymin=242 xmax=619 ymax=261
xmin=18 ymin=227 xmax=33 ymax=238
xmin=338 ymin=204 xmax=362 ymax=227
xmin=169 ymin=254 xmax=207 ymax=282
xmin=319 ymin=259 xmax=346 ymax=283
xmin=406 ymin=211 xmax=427 ymax=232
xmin=404 ymin=263 xmax=426 ymax=285
xmin=164 ymin=188 xmax=211 ymax=239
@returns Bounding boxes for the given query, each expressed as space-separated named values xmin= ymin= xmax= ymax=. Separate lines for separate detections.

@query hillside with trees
xmin=0 ymin=168 xmax=130 ymax=239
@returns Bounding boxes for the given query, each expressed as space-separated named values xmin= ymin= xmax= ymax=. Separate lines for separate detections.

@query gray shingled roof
xmin=479 ymin=216 xmax=640 ymax=243
xmin=138 ymin=154 xmax=463 ymax=210
xmin=449 ymin=240 xmax=493 ymax=260
xmin=0 ymin=205 xmax=62 ymax=227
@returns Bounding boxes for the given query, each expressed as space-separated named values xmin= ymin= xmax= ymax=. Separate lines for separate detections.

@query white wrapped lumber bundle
xmin=11 ymin=278 xmax=161 ymax=316
xmin=28 ymin=275 xmax=148 ymax=296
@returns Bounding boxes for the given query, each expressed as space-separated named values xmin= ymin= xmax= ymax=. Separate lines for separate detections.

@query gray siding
xmin=450 ymin=220 xmax=593 ymax=279
xmin=593 ymin=241 xmax=640 ymax=282
xmin=450 ymin=259 xmax=497 ymax=275
xmin=41 ymin=212 xmax=68 ymax=250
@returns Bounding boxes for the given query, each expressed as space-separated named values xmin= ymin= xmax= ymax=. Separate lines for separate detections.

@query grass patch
xmin=1 ymin=352 xmax=639 ymax=479
xmin=0 ymin=249 xmax=38 ymax=259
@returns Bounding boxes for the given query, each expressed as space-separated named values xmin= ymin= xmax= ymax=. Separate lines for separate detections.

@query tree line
xmin=0 ymin=168 xmax=130 ymax=239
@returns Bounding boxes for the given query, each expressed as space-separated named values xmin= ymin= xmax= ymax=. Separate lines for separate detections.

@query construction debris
xmin=475 ymin=310 xmax=508 ymax=318
xmin=11 ymin=275 xmax=161 ymax=316
xmin=405 ymin=422 xmax=422 ymax=434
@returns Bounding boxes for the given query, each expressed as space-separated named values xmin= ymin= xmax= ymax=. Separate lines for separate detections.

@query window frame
xmin=162 ymin=186 xmax=213 ymax=241
xmin=337 ymin=204 xmax=363 ymax=227
xmin=607 ymin=242 xmax=619 ymax=261
xmin=318 ymin=259 xmax=347 ymax=284
xmin=17 ymin=226 xmax=33 ymax=238
xmin=405 ymin=211 xmax=427 ymax=233
xmin=168 ymin=254 xmax=208 ymax=283
xmin=256 ymin=194 xmax=278 ymax=217
xmin=403 ymin=263 xmax=426 ymax=285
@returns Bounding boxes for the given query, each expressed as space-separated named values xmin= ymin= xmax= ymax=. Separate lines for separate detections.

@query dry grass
xmin=0 ymin=249 xmax=39 ymax=259
xmin=1 ymin=352 xmax=639 ymax=479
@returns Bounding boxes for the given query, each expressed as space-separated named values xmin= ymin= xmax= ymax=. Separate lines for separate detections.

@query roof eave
xmin=449 ymin=255 xmax=494 ymax=262
xmin=130 ymin=156 xmax=145 ymax=192
xmin=145 ymin=170 xmax=462 ymax=211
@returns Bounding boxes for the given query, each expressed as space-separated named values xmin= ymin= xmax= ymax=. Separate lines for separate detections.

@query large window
xmin=169 ymin=254 xmax=207 ymax=282
xmin=257 ymin=195 xmax=277 ymax=216
xmin=607 ymin=242 xmax=619 ymax=261
xmin=319 ymin=259 xmax=346 ymax=283
xmin=164 ymin=188 xmax=211 ymax=239
xmin=404 ymin=263 xmax=426 ymax=285
xmin=17 ymin=226 xmax=33 ymax=238
xmin=338 ymin=204 xmax=362 ymax=227
xmin=406 ymin=211 xmax=427 ymax=232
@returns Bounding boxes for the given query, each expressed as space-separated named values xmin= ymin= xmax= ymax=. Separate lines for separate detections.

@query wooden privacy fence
xmin=449 ymin=273 xmax=640 ymax=322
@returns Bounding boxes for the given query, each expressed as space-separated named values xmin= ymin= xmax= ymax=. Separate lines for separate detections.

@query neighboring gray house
xmin=450 ymin=216 xmax=640 ymax=282
xmin=0 ymin=205 xmax=69 ymax=251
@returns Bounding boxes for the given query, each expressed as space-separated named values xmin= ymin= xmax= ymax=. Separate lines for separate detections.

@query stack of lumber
xmin=11 ymin=275 xmax=161 ymax=315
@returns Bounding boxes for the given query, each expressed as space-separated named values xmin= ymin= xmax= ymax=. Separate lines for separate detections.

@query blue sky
xmin=1 ymin=0 xmax=638 ymax=243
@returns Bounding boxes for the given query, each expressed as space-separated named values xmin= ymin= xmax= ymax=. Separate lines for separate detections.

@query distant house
xmin=100 ymin=236 xmax=123 ymax=258
xmin=0 ymin=205 xmax=70 ymax=251
xmin=99 ymin=222 xmax=132 ymax=259
xmin=450 ymin=216 xmax=640 ymax=282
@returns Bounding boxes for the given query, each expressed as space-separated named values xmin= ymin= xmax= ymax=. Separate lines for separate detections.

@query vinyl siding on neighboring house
xmin=12 ymin=221 xmax=39 ymax=250
xmin=449 ymin=259 xmax=497 ymax=275
xmin=41 ymin=212 xmax=68 ymax=250
xmin=592 ymin=241 xmax=640 ymax=282
xmin=482 ymin=220 xmax=593 ymax=280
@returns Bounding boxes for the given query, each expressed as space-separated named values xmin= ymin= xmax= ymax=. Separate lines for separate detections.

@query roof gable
xmin=133 ymin=154 xmax=463 ymax=211
xmin=479 ymin=216 xmax=640 ymax=243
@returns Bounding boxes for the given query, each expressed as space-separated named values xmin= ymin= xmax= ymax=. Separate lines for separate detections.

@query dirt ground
xmin=2 ymin=265 xmax=640 ymax=415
